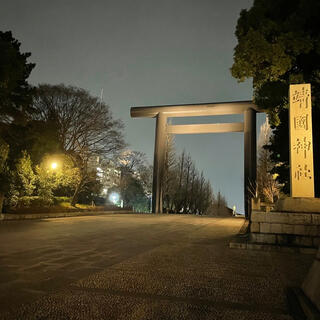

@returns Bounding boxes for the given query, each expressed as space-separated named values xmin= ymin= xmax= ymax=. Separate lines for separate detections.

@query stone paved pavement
xmin=0 ymin=214 xmax=315 ymax=319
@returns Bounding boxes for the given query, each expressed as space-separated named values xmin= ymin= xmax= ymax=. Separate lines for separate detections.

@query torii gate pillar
xmin=152 ymin=112 xmax=167 ymax=213
xmin=244 ymin=108 xmax=257 ymax=219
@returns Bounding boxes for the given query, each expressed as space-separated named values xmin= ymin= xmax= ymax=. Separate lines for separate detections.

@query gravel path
xmin=0 ymin=214 xmax=314 ymax=319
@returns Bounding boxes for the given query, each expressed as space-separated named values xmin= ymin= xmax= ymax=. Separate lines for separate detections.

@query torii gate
xmin=130 ymin=101 xmax=261 ymax=218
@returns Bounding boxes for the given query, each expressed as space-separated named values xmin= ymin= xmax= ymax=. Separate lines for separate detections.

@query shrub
xmin=16 ymin=196 xmax=53 ymax=208
xmin=53 ymin=196 xmax=71 ymax=205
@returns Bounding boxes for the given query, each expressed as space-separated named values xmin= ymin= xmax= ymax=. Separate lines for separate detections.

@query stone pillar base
xmin=250 ymin=210 xmax=320 ymax=248
xmin=275 ymin=197 xmax=320 ymax=213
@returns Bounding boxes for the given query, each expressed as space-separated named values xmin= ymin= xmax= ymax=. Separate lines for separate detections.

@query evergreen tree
xmin=15 ymin=151 xmax=36 ymax=197
xmin=231 ymin=0 xmax=320 ymax=196
xmin=0 ymin=31 xmax=35 ymax=211
xmin=0 ymin=31 xmax=35 ymax=125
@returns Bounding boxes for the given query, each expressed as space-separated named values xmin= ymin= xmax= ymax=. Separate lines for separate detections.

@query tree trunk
xmin=0 ymin=192 xmax=4 ymax=213
xmin=183 ymin=164 xmax=190 ymax=212
xmin=71 ymin=180 xmax=83 ymax=207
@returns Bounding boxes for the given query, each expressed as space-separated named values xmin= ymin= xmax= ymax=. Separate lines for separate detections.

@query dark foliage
xmin=231 ymin=0 xmax=320 ymax=196
xmin=0 ymin=31 xmax=35 ymax=125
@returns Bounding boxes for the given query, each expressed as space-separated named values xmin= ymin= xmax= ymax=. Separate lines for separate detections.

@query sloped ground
xmin=0 ymin=214 xmax=314 ymax=319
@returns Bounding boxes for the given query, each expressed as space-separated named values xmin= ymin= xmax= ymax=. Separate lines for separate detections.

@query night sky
xmin=1 ymin=0 xmax=266 ymax=213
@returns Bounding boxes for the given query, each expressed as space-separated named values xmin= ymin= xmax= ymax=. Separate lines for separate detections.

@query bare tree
xmin=194 ymin=171 xmax=205 ymax=214
xmin=117 ymin=149 xmax=153 ymax=206
xmin=162 ymin=137 xmax=214 ymax=214
xmin=212 ymin=191 xmax=228 ymax=216
xmin=201 ymin=181 xmax=214 ymax=215
xmin=181 ymin=153 xmax=193 ymax=212
xmin=118 ymin=150 xmax=147 ymax=174
xmin=33 ymin=84 xmax=125 ymax=205
xmin=173 ymin=150 xmax=186 ymax=212
xmin=163 ymin=134 xmax=177 ymax=212
xmin=188 ymin=164 xmax=198 ymax=213
xmin=257 ymin=117 xmax=280 ymax=203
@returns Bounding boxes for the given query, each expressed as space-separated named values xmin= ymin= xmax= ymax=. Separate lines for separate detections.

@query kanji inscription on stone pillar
xmin=289 ymin=83 xmax=314 ymax=197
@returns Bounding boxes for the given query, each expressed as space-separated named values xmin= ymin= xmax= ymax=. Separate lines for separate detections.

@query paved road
xmin=0 ymin=214 xmax=314 ymax=319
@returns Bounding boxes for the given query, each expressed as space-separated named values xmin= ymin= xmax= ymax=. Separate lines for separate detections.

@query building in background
xmin=89 ymin=156 xmax=121 ymax=196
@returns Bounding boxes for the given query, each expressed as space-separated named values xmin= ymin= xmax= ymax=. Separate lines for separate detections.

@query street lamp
xmin=51 ymin=162 xmax=58 ymax=170
xmin=109 ymin=192 xmax=119 ymax=205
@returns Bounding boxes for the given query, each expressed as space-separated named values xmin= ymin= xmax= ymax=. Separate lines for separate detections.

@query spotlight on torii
xmin=130 ymin=100 xmax=261 ymax=219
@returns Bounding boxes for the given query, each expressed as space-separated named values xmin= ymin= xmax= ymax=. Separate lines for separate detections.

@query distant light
xmin=51 ymin=162 xmax=58 ymax=169
xmin=103 ymin=188 xmax=108 ymax=194
xmin=109 ymin=192 xmax=119 ymax=204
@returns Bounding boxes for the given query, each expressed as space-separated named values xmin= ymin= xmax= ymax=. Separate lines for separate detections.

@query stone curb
xmin=0 ymin=210 xmax=135 ymax=221
xmin=229 ymin=240 xmax=317 ymax=254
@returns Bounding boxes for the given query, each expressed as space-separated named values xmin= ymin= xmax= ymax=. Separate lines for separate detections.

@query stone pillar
xmin=152 ymin=112 xmax=167 ymax=213
xmin=289 ymin=84 xmax=314 ymax=197
xmin=244 ymin=108 xmax=257 ymax=219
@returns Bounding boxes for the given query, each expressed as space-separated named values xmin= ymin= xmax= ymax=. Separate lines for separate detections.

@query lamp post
xmin=51 ymin=162 xmax=58 ymax=170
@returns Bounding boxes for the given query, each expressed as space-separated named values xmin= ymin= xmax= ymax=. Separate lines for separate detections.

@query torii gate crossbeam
xmin=130 ymin=101 xmax=261 ymax=219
